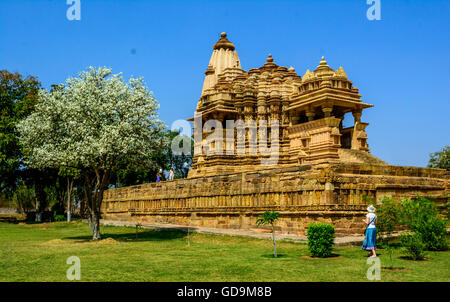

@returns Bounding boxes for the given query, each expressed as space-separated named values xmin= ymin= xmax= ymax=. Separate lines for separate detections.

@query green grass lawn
xmin=0 ymin=221 xmax=449 ymax=282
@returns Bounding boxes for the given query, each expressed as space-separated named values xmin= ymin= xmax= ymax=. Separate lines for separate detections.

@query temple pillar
xmin=322 ymin=105 xmax=333 ymax=118
xmin=281 ymin=100 xmax=290 ymax=138
xmin=306 ymin=110 xmax=315 ymax=121
xmin=257 ymin=92 xmax=267 ymax=148
xmin=352 ymin=110 xmax=362 ymax=124
xmin=243 ymin=91 xmax=257 ymax=155
xmin=257 ymin=92 xmax=267 ymax=119
xmin=269 ymin=91 xmax=281 ymax=125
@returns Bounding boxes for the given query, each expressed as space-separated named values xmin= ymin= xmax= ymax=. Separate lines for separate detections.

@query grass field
xmin=0 ymin=221 xmax=449 ymax=282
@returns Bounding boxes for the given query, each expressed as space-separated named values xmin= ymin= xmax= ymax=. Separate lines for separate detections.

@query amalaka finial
xmin=267 ymin=54 xmax=274 ymax=63
xmin=213 ymin=32 xmax=235 ymax=51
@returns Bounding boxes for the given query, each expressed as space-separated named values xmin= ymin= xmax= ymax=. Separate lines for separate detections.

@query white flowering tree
xmin=18 ymin=67 xmax=167 ymax=239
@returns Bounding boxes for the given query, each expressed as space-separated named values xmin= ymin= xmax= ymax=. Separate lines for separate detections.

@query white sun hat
xmin=367 ymin=205 xmax=376 ymax=213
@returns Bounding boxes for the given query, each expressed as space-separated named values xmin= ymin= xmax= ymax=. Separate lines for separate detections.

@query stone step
xmin=339 ymin=149 xmax=387 ymax=165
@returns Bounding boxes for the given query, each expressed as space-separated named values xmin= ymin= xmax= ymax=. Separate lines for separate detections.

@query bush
xmin=53 ymin=212 xmax=65 ymax=222
xmin=377 ymin=197 xmax=402 ymax=244
xmin=400 ymin=197 xmax=438 ymax=229
xmin=400 ymin=197 xmax=448 ymax=251
xmin=306 ymin=223 xmax=335 ymax=258
xmin=415 ymin=217 xmax=448 ymax=251
xmin=400 ymin=233 xmax=426 ymax=260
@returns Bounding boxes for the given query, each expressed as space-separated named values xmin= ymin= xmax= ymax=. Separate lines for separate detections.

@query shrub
xmin=376 ymin=197 xmax=401 ymax=244
xmin=400 ymin=233 xmax=426 ymax=260
xmin=400 ymin=197 xmax=448 ymax=251
xmin=443 ymin=201 xmax=450 ymax=221
xmin=384 ymin=243 xmax=398 ymax=268
xmin=53 ymin=213 xmax=65 ymax=222
xmin=400 ymin=197 xmax=438 ymax=229
xmin=306 ymin=223 xmax=335 ymax=258
xmin=415 ymin=217 xmax=448 ymax=251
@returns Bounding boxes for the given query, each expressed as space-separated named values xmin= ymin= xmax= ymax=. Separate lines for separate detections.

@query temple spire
xmin=316 ymin=56 xmax=330 ymax=69
xmin=201 ymin=32 xmax=242 ymax=96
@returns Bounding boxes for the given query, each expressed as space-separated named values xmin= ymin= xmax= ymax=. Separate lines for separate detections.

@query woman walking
xmin=362 ymin=205 xmax=377 ymax=257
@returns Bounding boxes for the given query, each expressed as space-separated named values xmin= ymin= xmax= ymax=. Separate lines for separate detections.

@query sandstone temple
xmin=102 ymin=33 xmax=449 ymax=235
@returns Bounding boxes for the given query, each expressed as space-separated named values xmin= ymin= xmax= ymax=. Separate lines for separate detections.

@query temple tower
xmin=189 ymin=33 xmax=385 ymax=178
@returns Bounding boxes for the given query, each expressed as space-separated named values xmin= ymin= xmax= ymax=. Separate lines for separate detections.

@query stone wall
xmin=102 ymin=163 xmax=448 ymax=235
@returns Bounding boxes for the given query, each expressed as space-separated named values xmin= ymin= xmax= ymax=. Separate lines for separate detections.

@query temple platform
xmin=102 ymin=162 xmax=449 ymax=235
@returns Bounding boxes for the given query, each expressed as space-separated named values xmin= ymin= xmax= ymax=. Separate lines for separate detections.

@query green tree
xmin=18 ymin=67 xmax=167 ymax=239
xmin=0 ymin=70 xmax=40 ymax=194
xmin=427 ymin=146 xmax=449 ymax=171
xmin=111 ymin=130 xmax=193 ymax=187
xmin=13 ymin=183 xmax=35 ymax=213
xmin=400 ymin=197 xmax=448 ymax=251
xmin=376 ymin=197 xmax=402 ymax=245
xmin=20 ymin=167 xmax=61 ymax=221
xmin=256 ymin=211 xmax=280 ymax=257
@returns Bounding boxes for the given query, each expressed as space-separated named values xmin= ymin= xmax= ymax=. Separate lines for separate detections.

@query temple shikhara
xmin=189 ymin=32 xmax=382 ymax=178
xmin=102 ymin=33 xmax=448 ymax=234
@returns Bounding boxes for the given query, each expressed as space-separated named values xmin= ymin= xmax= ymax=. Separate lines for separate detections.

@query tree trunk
xmin=89 ymin=213 xmax=101 ymax=240
xmin=35 ymin=195 xmax=41 ymax=222
xmin=80 ymin=195 xmax=87 ymax=218
xmin=67 ymin=177 xmax=74 ymax=222
xmin=84 ymin=169 xmax=110 ymax=240
xmin=272 ymin=224 xmax=277 ymax=258
xmin=34 ymin=182 xmax=46 ymax=223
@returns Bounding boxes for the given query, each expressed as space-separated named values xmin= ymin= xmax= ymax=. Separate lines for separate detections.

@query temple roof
xmin=193 ymin=34 xmax=371 ymax=121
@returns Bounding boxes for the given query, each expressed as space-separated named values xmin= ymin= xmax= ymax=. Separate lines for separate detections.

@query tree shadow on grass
xmin=64 ymin=229 xmax=187 ymax=243
xmin=261 ymin=254 xmax=287 ymax=258
xmin=0 ymin=217 xmax=20 ymax=224
xmin=381 ymin=267 xmax=409 ymax=271
xmin=399 ymin=256 xmax=431 ymax=261
xmin=300 ymin=253 xmax=342 ymax=259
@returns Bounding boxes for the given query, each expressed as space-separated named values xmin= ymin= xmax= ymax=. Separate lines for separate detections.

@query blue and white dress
xmin=362 ymin=213 xmax=377 ymax=250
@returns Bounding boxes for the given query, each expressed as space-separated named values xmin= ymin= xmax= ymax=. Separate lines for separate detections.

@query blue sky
xmin=1 ymin=0 xmax=449 ymax=167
